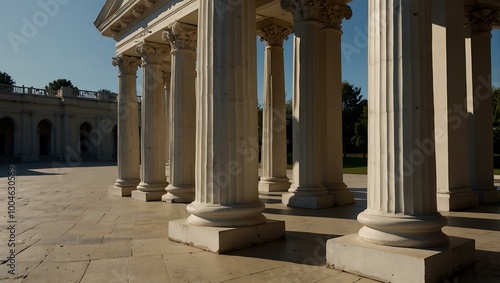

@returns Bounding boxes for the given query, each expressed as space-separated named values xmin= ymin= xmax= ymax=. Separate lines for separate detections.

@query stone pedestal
xmin=109 ymin=55 xmax=141 ymax=197
xmin=133 ymin=42 xmax=169 ymax=202
xmin=466 ymin=6 xmax=500 ymax=203
xmin=318 ymin=3 xmax=353 ymax=206
xmin=281 ymin=1 xmax=332 ymax=209
xmin=169 ymin=219 xmax=285 ymax=253
xmin=257 ymin=19 xmax=291 ymax=194
xmin=162 ymin=22 xmax=197 ymax=203
xmin=169 ymin=0 xmax=284 ymax=252
xmin=432 ymin=0 xmax=478 ymax=211
xmin=327 ymin=234 xmax=475 ymax=283
xmin=327 ymin=0 xmax=474 ymax=280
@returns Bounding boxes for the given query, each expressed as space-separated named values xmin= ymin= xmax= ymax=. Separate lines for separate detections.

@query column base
xmin=258 ymin=178 xmax=290 ymax=193
xmin=325 ymin=183 xmax=354 ymax=206
xmin=131 ymin=190 xmax=165 ymax=202
xmin=168 ymin=219 xmax=285 ymax=253
xmin=327 ymin=234 xmax=475 ymax=283
xmin=162 ymin=185 xmax=195 ymax=203
xmin=474 ymin=188 xmax=500 ymax=204
xmin=437 ymin=187 xmax=478 ymax=211
xmin=108 ymin=185 xmax=135 ymax=197
xmin=282 ymin=193 xmax=334 ymax=209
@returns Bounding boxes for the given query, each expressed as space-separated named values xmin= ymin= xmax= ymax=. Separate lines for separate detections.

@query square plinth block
xmin=108 ymin=185 xmax=134 ymax=197
xmin=168 ymin=219 xmax=285 ymax=253
xmin=258 ymin=181 xmax=290 ymax=194
xmin=282 ymin=193 xmax=334 ymax=209
xmin=131 ymin=190 xmax=165 ymax=202
xmin=327 ymin=234 xmax=475 ymax=283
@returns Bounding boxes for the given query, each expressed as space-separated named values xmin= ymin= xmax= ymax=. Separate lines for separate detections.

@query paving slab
xmin=0 ymin=162 xmax=498 ymax=282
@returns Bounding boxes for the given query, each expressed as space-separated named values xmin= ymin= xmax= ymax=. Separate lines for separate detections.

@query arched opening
xmin=80 ymin=122 xmax=93 ymax=157
xmin=38 ymin=120 xmax=52 ymax=156
xmin=0 ymin=117 xmax=15 ymax=157
xmin=112 ymin=125 xmax=117 ymax=160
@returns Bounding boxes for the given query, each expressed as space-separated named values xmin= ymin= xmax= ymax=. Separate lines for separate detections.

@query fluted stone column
xmin=327 ymin=1 xmax=474 ymax=281
xmin=161 ymin=22 xmax=197 ymax=203
xmin=257 ymin=18 xmax=291 ymax=193
xmin=318 ymin=1 xmax=353 ymax=206
xmin=168 ymin=0 xmax=285 ymax=253
xmin=162 ymin=64 xmax=171 ymax=182
xmin=432 ymin=0 xmax=478 ymax=211
xmin=132 ymin=42 xmax=170 ymax=202
xmin=109 ymin=55 xmax=141 ymax=197
xmin=466 ymin=6 xmax=500 ymax=203
xmin=281 ymin=0 xmax=333 ymax=209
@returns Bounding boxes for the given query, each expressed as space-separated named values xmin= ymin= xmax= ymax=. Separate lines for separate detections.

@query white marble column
xmin=109 ymin=55 xmax=141 ymax=197
xmin=133 ymin=42 xmax=170 ymax=202
xmin=357 ymin=0 xmax=448 ymax=248
xmin=318 ymin=1 xmax=353 ymax=206
xmin=162 ymin=64 xmax=171 ymax=183
xmin=257 ymin=19 xmax=291 ymax=193
xmin=432 ymin=0 xmax=478 ymax=211
xmin=327 ymin=1 xmax=474 ymax=281
xmin=281 ymin=0 xmax=333 ymax=209
xmin=161 ymin=22 xmax=197 ymax=203
xmin=168 ymin=0 xmax=284 ymax=253
xmin=466 ymin=6 xmax=500 ymax=203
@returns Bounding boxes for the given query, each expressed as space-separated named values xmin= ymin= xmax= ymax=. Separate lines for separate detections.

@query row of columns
xmin=111 ymin=0 xmax=499 ymax=210
xmin=327 ymin=0 xmax=498 ymax=282
xmin=110 ymin=1 xmax=354 ymax=210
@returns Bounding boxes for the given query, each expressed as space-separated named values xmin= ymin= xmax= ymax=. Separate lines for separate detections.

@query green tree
xmin=286 ymin=99 xmax=293 ymax=162
xmin=45 ymin=79 xmax=77 ymax=92
xmin=352 ymin=101 xmax=368 ymax=158
xmin=492 ymin=87 xmax=500 ymax=154
xmin=98 ymin=89 xmax=117 ymax=96
xmin=0 ymin=71 xmax=15 ymax=85
xmin=258 ymin=103 xmax=263 ymax=155
xmin=342 ymin=81 xmax=364 ymax=156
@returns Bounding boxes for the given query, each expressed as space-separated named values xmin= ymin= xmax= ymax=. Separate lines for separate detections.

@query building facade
xmin=95 ymin=0 xmax=500 ymax=281
xmin=0 ymin=84 xmax=120 ymax=163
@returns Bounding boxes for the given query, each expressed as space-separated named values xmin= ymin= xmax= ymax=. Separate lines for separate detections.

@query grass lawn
xmin=343 ymin=155 xmax=367 ymax=174
xmin=285 ymin=154 xmax=368 ymax=175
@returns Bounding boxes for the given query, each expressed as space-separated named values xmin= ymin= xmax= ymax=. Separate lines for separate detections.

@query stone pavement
xmin=0 ymin=162 xmax=498 ymax=282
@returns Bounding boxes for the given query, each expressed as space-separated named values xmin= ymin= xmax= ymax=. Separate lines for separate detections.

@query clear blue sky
xmin=0 ymin=1 xmax=498 ymax=103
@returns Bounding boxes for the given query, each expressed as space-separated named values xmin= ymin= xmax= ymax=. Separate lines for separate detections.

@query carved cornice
xmin=281 ymin=0 xmax=323 ymax=23
xmin=162 ymin=21 xmax=198 ymax=51
xmin=112 ymin=55 xmax=141 ymax=76
xmin=103 ymin=0 xmax=159 ymax=37
xmin=466 ymin=6 xmax=500 ymax=35
xmin=135 ymin=41 xmax=170 ymax=65
xmin=257 ymin=24 xmax=292 ymax=47
xmin=319 ymin=1 xmax=352 ymax=30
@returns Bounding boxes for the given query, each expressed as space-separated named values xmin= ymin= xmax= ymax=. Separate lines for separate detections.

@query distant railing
xmin=0 ymin=83 xmax=122 ymax=102
xmin=0 ymin=84 xmax=59 ymax=96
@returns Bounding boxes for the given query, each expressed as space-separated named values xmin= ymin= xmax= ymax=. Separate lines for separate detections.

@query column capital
xmin=162 ymin=21 xmax=198 ymax=51
xmin=319 ymin=1 xmax=352 ymax=30
xmin=112 ymin=54 xmax=141 ymax=76
xmin=257 ymin=23 xmax=292 ymax=47
xmin=466 ymin=6 xmax=500 ymax=36
xmin=281 ymin=0 xmax=323 ymax=23
xmin=135 ymin=41 xmax=170 ymax=65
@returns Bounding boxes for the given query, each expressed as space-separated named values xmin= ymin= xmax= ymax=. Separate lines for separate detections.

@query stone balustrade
xmin=0 ymin=83 xmax=143 ymax=102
